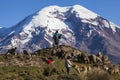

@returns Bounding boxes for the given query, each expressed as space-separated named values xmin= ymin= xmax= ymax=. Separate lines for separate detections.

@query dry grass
xmin=0 ymin=45 xmax=120 ymax=80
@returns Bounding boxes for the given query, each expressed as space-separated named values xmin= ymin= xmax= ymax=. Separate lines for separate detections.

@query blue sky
xmin=0 ymin=0 xmax=120 ymax=27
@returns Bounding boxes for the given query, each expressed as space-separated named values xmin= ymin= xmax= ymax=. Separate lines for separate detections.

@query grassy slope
xmin=0 ymin=45 xmax=120 ymax=80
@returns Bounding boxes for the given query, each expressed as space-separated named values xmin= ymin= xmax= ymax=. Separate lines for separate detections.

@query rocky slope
xmin=0 ymin=45 xmax=120 ymax=80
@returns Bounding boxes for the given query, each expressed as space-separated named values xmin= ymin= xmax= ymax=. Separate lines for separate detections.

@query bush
xmin=43 ymin=66 xmax=58 ymax=76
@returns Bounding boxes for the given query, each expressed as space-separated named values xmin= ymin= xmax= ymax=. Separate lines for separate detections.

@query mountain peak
xmin=0 ymin=5 xmax=120 ymax=65
xmin=72 ymin=5 xmax=98 ymax=19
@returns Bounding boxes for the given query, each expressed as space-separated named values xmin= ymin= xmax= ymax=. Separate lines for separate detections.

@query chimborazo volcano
xmin=0 ymin=5 xmax=120 ymax=64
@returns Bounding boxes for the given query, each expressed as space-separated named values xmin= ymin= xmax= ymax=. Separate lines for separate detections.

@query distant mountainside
xmin=0 ymin=5 xmax=120 ymax=64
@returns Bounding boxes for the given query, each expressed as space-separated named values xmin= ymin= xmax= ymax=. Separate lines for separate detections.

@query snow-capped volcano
xmin=0 ymin=5 xmax=120 ymax=64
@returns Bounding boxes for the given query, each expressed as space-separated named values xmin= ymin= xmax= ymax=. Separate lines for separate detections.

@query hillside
xmin=0 ymin=45 xmax=120 ymax=80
